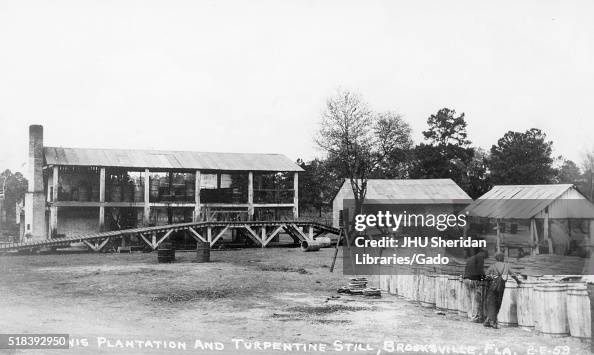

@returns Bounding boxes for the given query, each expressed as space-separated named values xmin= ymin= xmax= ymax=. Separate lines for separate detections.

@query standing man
xmin=464 ymin=247 xmax=488 ymax=323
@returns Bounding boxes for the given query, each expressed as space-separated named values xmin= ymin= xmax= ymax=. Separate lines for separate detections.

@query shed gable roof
xmin=334 ymin=178 xmax=472 ymax=204
xmin=465 ymin=184 xmax=584 ymax=219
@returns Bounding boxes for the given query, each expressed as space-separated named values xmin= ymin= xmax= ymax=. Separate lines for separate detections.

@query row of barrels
xmin=374 ymin=272 xmax=591 ymax=339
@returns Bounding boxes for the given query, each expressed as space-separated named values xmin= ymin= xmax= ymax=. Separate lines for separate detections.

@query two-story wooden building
xmin=22 ymin=125 xmax=302 ymax=243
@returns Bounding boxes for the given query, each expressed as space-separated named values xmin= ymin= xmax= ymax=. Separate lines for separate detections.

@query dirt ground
xmin=0 ymin=248 xmax=591 ymax=355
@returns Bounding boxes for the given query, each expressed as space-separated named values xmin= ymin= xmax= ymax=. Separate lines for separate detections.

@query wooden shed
xmin=331 ymin=178 xmax=472 ymax=228
xmin=465 ymin=184 xmax=594 ymax=257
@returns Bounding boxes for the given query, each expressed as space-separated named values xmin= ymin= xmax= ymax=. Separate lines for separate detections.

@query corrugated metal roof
xmin=337 ymin=178 xmax=472 ymax=203
xmin=44 ymin=147 xmax=303 ymax=172
xmin=465 ymin=184 xmax=574 ymax=219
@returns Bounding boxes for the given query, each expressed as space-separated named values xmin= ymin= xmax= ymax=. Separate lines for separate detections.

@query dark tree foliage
xmin=296 ymin=158 xmax=342 ymax=215
xmin=423 ymin=108 xmax=471 ymax=148
xmin=556 ymin=159 xmax=581 ymax=185
xmin=0 ymin=169 xmax=28 ymax=231
xmin=488 ymin=128 xmax=557 ymax=185
xmin=410 ymin=108 xmax=483 ymax=197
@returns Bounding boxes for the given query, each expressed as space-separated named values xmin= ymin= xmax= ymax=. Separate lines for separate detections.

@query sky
xmin=1 ymin=0 xmax=593 ymax=174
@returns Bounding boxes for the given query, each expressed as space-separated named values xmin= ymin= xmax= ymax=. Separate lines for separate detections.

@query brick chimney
xmin=24 ymin=124 xmax=47 ymax=240
xmin=28 ymin=125 xmax=44 ymax=192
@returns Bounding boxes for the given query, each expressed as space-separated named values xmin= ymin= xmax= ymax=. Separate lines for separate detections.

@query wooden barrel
xmin=403 ymin=274 xmax=414 ymax=300
xmin=517 ymin=280 xmax=537 ymax=329
xmin=419 ymin=274 xmax=436 ymax=308
xmin=300 ymin=240 xmax=321 ymax=252
xmin=446 ymin=276 xmax=460 ymax=312
xmin=566 ymin=283 xmax=591 ymax=338
xmin=457 ymin=278 xmax=471 ymax=316
xmin=157 ymin=242 xmax=175 ymax=263
xmin=534 ymin=283 xmax=569 ymax=337
xmin=369 ymin=274 xmax=379 ymax=290
xmin=411 ymin=269 xmax=422 ymax=302
xmin=396 ymin=273 xmax=404 ymax=297
xmin=379 ymin=274 xmax=389 ymax=292
xmin=435 ymin=275 xmax=448 ymax=311
xmin=389 ymin=275 xmax=398 ymax=295
xmin=498 ymin=279 xmax=519 ymax=327
xmin=315 ymin=237 xmax=332 ymax=248
xmin=196 ymin=240 xmax=210 ymax=263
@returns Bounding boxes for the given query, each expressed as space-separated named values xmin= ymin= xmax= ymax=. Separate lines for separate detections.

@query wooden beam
xmin=188 ymin=227 xmax=207 ymax=243
xmin=144 ymin=169 xmax=150 ymax=225
xmin=52 ymin=166 xmax=59 ymax=201
xmin=290 ymin=223 xmax=309 ymax=241
xmin=194 ymin=170 xmax=201 ymax=222
xmin=155 ymin=230 xmax=174 ymax=249
xmin=496 ymin=220 xmax=501 ymax=253
xmin=262 ymin=225 xmax=284 ymax=247
xmin=207 ymin=226 xmax=212 ymax=244
xmin=139 ymin=233 xmax=153 ymax=249
xmin=248 ymin=172 xmax=254 ymax=221
xmin=99 ymin=168 xmax=105 ymax=203
xmin=82 ymin=237 xmax=110 ymax=252
xmin=260 ymin=226 xmax=266 ymax=248
xmin=243 ymin=225 xmax=262 ymax=245
xmin=544 ymin=211 xmax=552 ymax=254
xmin=210 ymin=225 xmax=229 ymax=246
xmin=293 ymin=172 xmax=298 ymax=219
xmin=99 ymin=167 xmax=105 ymax=231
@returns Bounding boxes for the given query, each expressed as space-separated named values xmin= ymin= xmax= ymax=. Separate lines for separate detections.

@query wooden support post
xmin=308 ymin=225 xmax=313 ymax=240
xmin=49 ymin=166 xmax=58 ymax=237
xmin=248 ymin=172 xmax=254 ymax=221
xmin=293 ymin=172 xmax=299 ymax=219
xmin=544 ymin=211 xmax=552 ymax=254
xmin=207 ymin=226 xmax=212 ymax=244
xmin=530 ymin=218 xmax=539 ymax=255
xmin=194 ymin=170 xmax=201 ymax=222
xmin=496 ymin=219 xmax=501 ymax=253
xmin=588 ymin=283 xmax=594 ymax=353
xmin=99 ymin=167 xmax=105 ymax=231
xmin=52 ymin=166 xmax=59 ymax=202
xmin=261 ymin=226 xmax=266 ymax=248
xmin=143 ymin=169 xmax=150 ymax=225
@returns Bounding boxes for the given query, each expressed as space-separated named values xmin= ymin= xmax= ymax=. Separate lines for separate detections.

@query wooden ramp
xmin=0 ymin=221 xmax=340 ymax=253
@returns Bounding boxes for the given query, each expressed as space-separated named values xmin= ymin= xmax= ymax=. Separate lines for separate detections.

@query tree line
xmin=298 ymin=89 xmax=594 ymax=215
